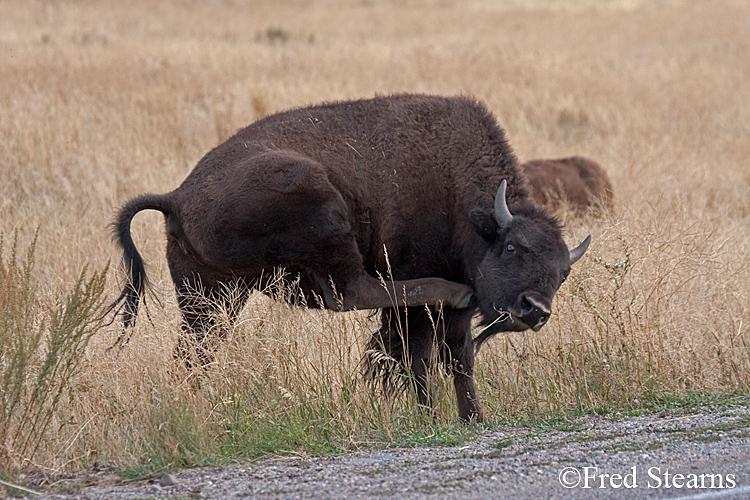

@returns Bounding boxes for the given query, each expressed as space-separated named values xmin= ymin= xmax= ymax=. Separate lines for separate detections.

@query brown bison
xmin=520 ymin=156 xmax=614 ymax=213
xmin=107 ymin=94 xmax=590 ymax=421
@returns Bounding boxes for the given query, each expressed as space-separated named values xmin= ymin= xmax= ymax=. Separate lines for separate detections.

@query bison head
xmin=469 ymin=180 xmax=590 ymax=349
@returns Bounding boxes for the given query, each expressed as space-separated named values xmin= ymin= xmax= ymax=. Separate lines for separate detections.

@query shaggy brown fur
xmin=520 ymin=156 xmax=614 ymax=214
xmin=107 ymin=94 xmax=590 ymax=421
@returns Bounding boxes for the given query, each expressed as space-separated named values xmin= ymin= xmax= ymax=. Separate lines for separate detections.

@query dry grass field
xmin=1 ymin=0 xmax=749 ymax=481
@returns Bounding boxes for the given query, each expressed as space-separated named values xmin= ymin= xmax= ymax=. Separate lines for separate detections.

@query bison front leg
xmin=442 ymin=308 xmax=484 ymax=422
xmin=410 ymin=337 xmax=437 ymax=417
xmin=365 ymin=307 xmax=438 ymax=418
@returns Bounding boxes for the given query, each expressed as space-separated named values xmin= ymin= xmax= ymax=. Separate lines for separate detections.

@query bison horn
xmin=493 ymin=180 xmax=513 ymax=228
xmin=569 ymin=235 xmax=592 ymax=265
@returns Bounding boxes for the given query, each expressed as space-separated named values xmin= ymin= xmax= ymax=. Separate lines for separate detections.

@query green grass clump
xmin=0 ymin=231 xmax=107 ymax=474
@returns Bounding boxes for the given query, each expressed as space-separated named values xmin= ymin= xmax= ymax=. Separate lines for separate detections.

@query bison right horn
xmin=569 ymin=235 xmax=592 ymax=265
xmin=493 ymin=180 xmax=513 ymax=228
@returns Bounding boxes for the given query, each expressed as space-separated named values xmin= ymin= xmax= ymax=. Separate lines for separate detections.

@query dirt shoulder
xmin=26 ymin=404 xmax=750 ymax=500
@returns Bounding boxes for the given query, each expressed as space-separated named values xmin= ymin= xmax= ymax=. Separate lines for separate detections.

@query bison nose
xmin=519 ymin=293 xmax=551 ymax=331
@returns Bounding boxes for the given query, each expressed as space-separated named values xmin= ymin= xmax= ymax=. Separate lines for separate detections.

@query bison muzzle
xmin=106 ymin=94 xmax=590 ymax=421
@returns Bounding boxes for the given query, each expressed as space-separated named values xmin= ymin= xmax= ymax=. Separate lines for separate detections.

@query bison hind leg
xmin=173 ymin=277 xmax=251 ymax=371
xmin=166 ymin=237 xmax=251 ymax=370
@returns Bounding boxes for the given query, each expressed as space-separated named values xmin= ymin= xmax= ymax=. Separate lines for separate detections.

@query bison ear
xmin=468 ymin=208 xmax=498 ymax=242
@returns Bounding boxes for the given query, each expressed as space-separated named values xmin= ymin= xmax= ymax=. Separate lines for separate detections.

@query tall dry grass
xmin=1 ymin=0 xmax=749 ymax=478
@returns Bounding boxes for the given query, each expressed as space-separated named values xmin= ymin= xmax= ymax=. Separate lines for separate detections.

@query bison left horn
xmin=569 ymin=235 xmax=592 ymax=265
xmin=493 ymin=180 xmax=513 ymax=228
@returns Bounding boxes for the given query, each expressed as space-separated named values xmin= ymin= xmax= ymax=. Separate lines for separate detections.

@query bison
xmin=520 ymin=156 xmax=614 ymax=214
xmin=107 ymin=94 xmax=590 ymax=421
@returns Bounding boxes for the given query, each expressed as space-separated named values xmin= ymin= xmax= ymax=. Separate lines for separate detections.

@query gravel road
xmin=23 ymin=404 xmax=750 ymax=500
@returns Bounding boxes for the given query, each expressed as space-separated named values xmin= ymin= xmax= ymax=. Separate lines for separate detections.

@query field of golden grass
xmin=1 ymin=0 xmax=749 ymax=476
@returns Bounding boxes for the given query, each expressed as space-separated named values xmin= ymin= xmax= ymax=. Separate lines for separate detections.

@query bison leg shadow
xmin=364 ymin=306 xmax=483 ymax=422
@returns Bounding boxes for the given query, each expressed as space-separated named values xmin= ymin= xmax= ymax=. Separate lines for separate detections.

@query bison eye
xmin=506 ymin=243 xmax=515 ymax=254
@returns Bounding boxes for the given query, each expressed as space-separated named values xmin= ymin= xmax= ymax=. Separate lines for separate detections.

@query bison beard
xmin=106 ymin=94 xmax=590 ymax=422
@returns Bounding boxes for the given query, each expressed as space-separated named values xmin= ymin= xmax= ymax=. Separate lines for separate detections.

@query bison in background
xmin=106 ymin=94 xmax=591 ymax=421
xmin=520 ymin=156 xmax=614 ymax=214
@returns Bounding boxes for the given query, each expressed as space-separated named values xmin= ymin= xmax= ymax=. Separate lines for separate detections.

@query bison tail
xmin=103 ymin=194 xmax=173 ymax=334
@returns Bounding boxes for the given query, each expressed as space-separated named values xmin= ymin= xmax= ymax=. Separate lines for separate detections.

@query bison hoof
xmin=458 ymin=293 xmax=478 ymax=309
